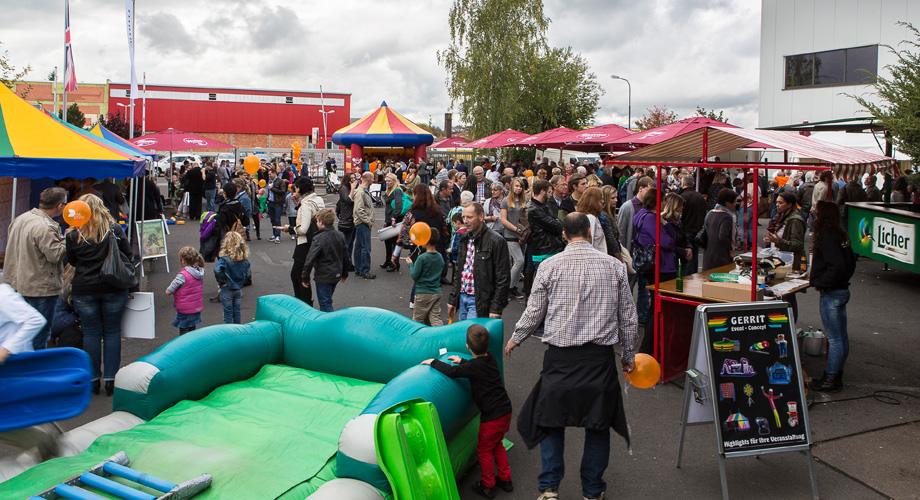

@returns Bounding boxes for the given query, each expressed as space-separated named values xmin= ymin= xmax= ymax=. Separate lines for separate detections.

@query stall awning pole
xmin=10 ymin=178 xmax=18 ymax=222
xmin=752 ymin=166 xmax=759 ymax=302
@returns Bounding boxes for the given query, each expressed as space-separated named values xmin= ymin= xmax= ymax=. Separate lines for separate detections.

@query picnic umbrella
xmin=129 ymin=127 xmax=233 ymax=151
xmin=513 ymin=127 xmax=576 ymax=148
xmin=430 ymin=136 xmax=469 ymax=149
xmin=465 ymin=129 xmax=528 ymax=149
xmin=534 ymin=124 xmax=635 ymax=152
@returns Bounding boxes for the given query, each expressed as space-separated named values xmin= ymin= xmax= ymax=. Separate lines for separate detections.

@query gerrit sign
xmin=676 ymin=302 xmax=818 ymax=499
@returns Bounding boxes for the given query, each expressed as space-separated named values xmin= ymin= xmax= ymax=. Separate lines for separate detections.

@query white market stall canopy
xmin=615 ymin=126 xmax=897 ymax=180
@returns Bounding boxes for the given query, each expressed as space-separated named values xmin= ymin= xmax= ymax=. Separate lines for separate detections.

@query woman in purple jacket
xmin=633 ymin=188 xmax=681 ymax=353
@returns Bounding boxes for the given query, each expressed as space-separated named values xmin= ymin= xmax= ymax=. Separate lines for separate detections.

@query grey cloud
xmin=247 ymin=5 xmax=306 ymax=49
xmin=140 ymin=12 xmax=199 ymax=55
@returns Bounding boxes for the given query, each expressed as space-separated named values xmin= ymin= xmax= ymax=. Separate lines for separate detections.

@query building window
xmin=208 ymin=93 xmax=217 ymax=101
xmin=783 ymin=45 xmax=878 ymax=89
xmin=285 ymin=96 xmax=294 ymax=104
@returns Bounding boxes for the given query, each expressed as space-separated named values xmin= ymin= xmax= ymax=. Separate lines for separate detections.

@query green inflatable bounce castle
xmin=0 ymin=295 xmax=505 ymax=499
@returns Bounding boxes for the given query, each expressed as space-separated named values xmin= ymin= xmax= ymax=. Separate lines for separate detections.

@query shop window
xmin=783 ymin=45 xmax=877 ymax=89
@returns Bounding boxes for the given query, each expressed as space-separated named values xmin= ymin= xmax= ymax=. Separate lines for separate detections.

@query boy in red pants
xmin=422 ymin=324 xmax=513 ymax=498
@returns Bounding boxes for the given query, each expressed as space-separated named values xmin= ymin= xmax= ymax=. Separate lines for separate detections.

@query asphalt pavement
xmin=3 ymin=188 xmax=918 ymax=500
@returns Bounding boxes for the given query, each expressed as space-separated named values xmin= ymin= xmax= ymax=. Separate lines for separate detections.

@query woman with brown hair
xmin=381 ymin=173 xmax=406 ymax=271
xmin=599 ymin=185 xmax=624 ymax=260
xmin=65 ymin=194 xmax=134 ymax=396
xmin=575 ymin=187 xmax=608 ymax=253
xmin=501 ymin=178 xmax=529 ymax=298
xmin=403 ymin=164 xmax=421 ymax=195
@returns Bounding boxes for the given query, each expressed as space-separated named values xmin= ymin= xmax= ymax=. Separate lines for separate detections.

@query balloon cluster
xmin=292 ymin=142 xmax=302 ymax=170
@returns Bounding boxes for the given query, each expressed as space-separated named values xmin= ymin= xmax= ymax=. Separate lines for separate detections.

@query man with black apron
xmin=505 ymin=212 xmax=638 ymax=500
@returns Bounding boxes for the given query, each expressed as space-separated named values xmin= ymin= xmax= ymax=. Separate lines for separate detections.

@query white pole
xmin=128 ymin=1 xmax=135 ymax=140
xmin=320 ymin=85 xmax=327 ymax=151
xmin=52 ymin=67 xmax=58 ymax=116
xmin=61 ymin=3 xmax=68 ymax=124
xmin=10 ymin=178 xmax=18 ymax=222
xmin=142 ymin=71 xmax=146 ymax=136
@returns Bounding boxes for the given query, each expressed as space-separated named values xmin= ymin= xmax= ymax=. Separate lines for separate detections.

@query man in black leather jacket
xmin=448 ymin=203 xmax=511 ymax=319
xmin=528 ymin=179 xmax=565 ymax=259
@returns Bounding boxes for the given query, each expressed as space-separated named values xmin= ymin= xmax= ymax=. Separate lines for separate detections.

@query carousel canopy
xmin=332 ymin=102 xmax=433 ymax=148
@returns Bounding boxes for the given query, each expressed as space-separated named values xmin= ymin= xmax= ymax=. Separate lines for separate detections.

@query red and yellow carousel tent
xmin=331 ymin=102 xmax=433 ymax=171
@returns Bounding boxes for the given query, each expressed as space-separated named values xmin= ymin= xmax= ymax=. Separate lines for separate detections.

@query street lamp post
xmin=610 ymin=74 xmax=631 ymax=130
xmin=319 ymin=85 xmax=335 ymax=151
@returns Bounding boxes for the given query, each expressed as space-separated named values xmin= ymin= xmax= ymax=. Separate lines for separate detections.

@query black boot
xmin=92 ymin=380 xmax=100 ymax=395
xmin=104 ymin=380 xmax=115 ymax=396
xmin=810 ymin=371 xmax=842 ymax=392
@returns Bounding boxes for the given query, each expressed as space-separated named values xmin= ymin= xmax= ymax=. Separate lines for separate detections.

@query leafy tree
xmin=439 ymin=0 xmax=601 ymax=140
xmin=58 ymin=102 xmax=85 ymax=128
xmin=850 ymin=22 xmax=920 ymax=165
xmin=0 ymin=41 xmax=32 ymax=97
xmin=47 ymin=70 xmax=56 ymax=81
xmin=695 ymin=105 xmax=728 ymax=123
xmin=418 ymin=120 xmax=444 ymax=138
xmin=634 ymin=105 xmax=679 ymax=130
xmin=99 ymin=111 xmax=141 ymax=139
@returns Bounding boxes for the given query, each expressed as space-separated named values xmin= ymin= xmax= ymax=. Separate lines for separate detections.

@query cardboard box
xmin=702 ymin=281 xmax=764 ymax=302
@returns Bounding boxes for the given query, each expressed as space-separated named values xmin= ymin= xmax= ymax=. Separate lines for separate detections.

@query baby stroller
xmin=326 ymin=171 xmax=341 ymax=195
xmin=369 ymin=183 xmax=384 ymax=208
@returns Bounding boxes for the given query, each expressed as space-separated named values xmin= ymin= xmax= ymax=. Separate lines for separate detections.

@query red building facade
xmin=107 ymin=83 xmax=351 ymax=151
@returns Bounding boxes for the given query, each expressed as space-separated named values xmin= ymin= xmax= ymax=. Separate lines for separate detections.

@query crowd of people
xmin=1 ymin=151 xmax=911 ymax=499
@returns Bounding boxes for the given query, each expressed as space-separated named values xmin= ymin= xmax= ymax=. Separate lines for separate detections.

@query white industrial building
xmin=758 ymin=0 xmax=920 ymax=159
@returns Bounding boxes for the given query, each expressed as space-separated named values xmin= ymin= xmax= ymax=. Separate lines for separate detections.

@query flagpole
xmin=62 ymin=1 xmax=68 ymax=122
xmin=128 ymin=0 xmax=136 ymax=139
xmin=142 ymin=71 xmax=146 ymax=136
xmin=52 ymin=66 xmax=58 ymax=116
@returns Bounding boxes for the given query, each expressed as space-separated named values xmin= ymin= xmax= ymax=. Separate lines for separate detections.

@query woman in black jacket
xmin=809 ymin=200 xmax=856 ymax=392
xmin=337 ymin=172 xmax=357 ymax=271
xmin=381 ymin=173 xmax=405 ymax=271
xmin=65 ymin=194 xmax=135 ymax=396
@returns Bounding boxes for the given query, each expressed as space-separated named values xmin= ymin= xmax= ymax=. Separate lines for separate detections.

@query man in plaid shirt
xmin=506 ymin=212 xmax=637 ymax=500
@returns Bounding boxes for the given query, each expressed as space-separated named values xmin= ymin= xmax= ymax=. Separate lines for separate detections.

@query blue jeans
xmin=72 ymin=290 xmax=129 ymax=381
xmin=738 ymin=207 xmax=753 ymax=249
xmin=538 ymin=427 xmax=610 ymax=498
xmin=205 ymin=189 xmax=217 ymax=212
xmin=339 ymin=226 xmax=356 ymax=267
xmin=629 ymin=272 xmax=651 ymax=324
xmin=23 ymin=295 xmax=57 ymax=350
xmin=270 ymin=205 xmax=284 ymax=238
xmin=354 ymin=223 xmax=372 ymax=275
xmin=819 ymin=289 xmax=850 ymax=374
xmin=458 ymin=292 xmax=477 ymax=320
xmin=220 ymin=287 xmax=242 ymax=324
xmin=315 ymin=283 xmax=337 ymax=312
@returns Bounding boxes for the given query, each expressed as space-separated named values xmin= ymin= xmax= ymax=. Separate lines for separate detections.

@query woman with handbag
xmin=65 ymin=194 xmax=135 ymax=396
xmin=500 ymin=178 xmax=529 ymax=299
xmin=632 ymin=189 xmax=680 ymax=353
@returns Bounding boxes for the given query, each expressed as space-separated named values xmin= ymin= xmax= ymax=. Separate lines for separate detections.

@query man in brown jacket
xmin=2 ymin=187 xmax=68 ymax=350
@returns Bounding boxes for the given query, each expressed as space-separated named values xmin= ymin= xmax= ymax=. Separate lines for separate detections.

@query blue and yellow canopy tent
xmin=89 ymin=123 xmax=158 ymax=163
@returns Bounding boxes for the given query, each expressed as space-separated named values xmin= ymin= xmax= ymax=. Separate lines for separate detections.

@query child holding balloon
xmin=407 ymin=228 xmax=444 ymax=326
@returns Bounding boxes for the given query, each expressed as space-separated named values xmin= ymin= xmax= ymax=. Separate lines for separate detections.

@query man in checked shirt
xmin=505 ymin=212 xmax=638 ymax=500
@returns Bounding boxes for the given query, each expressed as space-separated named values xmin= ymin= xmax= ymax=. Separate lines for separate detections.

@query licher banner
xmin=849 ymin=204 xmax=919 ymax=273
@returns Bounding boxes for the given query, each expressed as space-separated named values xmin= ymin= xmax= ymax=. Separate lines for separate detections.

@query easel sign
xmin=136 ymin=219 xmax=170 ymax=275
xmin=676 ymin=302 xmax=818 ymax=500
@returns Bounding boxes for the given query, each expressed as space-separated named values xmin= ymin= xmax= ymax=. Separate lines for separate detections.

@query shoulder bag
xmin=101 ymin=231 xmax=138 ymax=289
xmin=516 ymin=207 xmax=532 ymax=244
xmin=631 ymin=212 xmax=656 ymax=274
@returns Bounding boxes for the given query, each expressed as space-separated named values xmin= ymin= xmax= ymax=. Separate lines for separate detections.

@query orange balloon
xmin=369 ymin=162 xmax=377 ymax=173
xmin=525 ymin=170 xmax=534 ymax=178
xmin=63 ymin=200 xmax=91 ymax=227
xmin=409 ymin=222 xmax=431 ymax=246
xmin=243 ymin=155 xmax=260 ymax=175
xmin=625 ymin=353 xmax=660 ymax=388
xmin=259 ymin=179 xmax=266 ymax=188
xmin=402 ymin=172 xmax=406 ymax=181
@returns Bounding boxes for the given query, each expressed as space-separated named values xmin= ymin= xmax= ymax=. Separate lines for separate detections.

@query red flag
xmin=64 ymin=0 xmax=78 ymax=92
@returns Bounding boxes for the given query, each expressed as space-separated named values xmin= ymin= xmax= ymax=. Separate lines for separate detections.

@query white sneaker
xmin=291 ymin=235 xmax=296 ymax=240
xmin=584 ymin=493 xmax=605 ymax=500
xmin=409 ymin=302 xmax=414 ymax=309
xmin=537 ymin=488 xmax=559 ymax=500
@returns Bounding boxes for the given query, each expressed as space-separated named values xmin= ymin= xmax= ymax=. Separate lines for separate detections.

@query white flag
xmin=125 ymin=0 xmax=138 ymax=100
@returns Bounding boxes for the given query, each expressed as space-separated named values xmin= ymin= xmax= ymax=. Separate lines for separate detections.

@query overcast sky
xmin=1 ymin=0 xmax=761 ymax=133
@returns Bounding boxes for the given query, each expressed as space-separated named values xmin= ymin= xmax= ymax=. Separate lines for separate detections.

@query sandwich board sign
xmin=676 ymin=302 xmax=818 ymax=500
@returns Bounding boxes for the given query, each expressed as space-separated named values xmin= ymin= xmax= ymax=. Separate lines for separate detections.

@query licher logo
xmin=135 ymin=139 xmax=157 ymax=146
xmin=577 ymin=133 xmax=609 ymax=140
xmin=858 ymin=218 xmax=873 ymax=243
xmin=506 ymin=138 xmax=519 ymax=143
xmin=183 ymin=138 xmax=208 ymax=146
xmin=638 ymin=131 xmax=664 ymax=139
xmin=872 ymin=217 xmax=915 ymax=265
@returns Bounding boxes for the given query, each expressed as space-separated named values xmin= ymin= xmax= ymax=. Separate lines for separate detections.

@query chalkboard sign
xmin=679 ymin=301 xmax=813 ymax=457
xmin=676 ymin=302 xmax=818 ymax=498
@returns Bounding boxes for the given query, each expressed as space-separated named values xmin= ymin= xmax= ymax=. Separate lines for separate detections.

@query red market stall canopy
xmin=466 ymin=129 xmax=528 ymax=149
xmin=615 ymin=126 xmax=897 ymax=180
xmin=606 ymin=117 xmax=767 ymax=150
xmin=513 ymin=127 xmax=575 ymax=148
xmin=129 ymin=128 xmax=233 ymax=151
xmin=534 ymin=124 xmax=634 ymax=151
xmin=0 ymin=84 xmax=144 ymax=179
xmin=430 ymin=136 xmax=469 ymax=149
